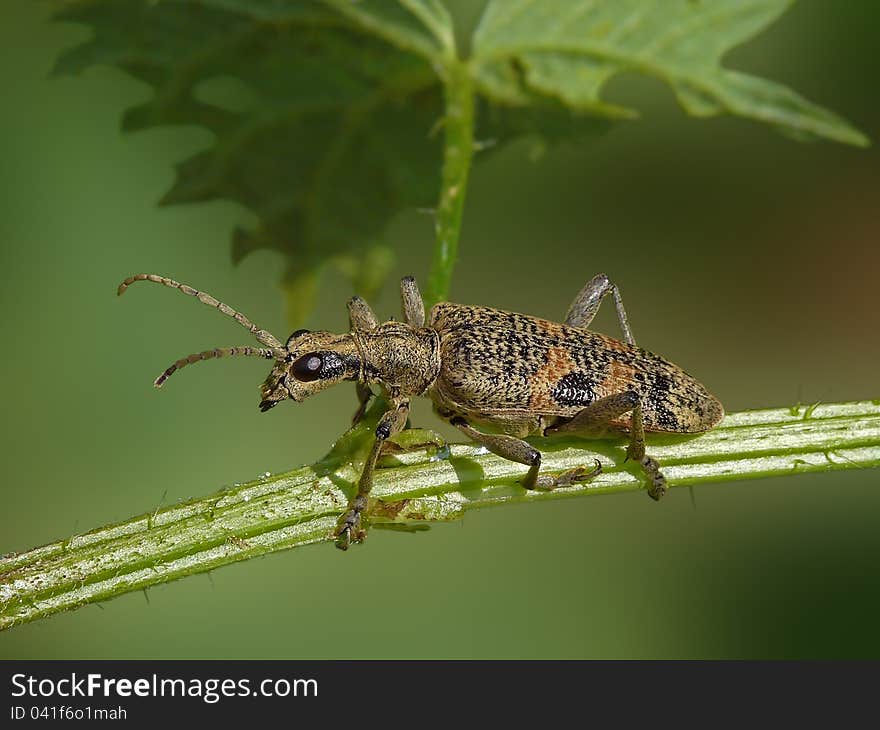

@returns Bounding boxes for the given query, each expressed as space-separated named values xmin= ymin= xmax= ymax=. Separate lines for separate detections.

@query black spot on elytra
xmin=551 ymin=372 xmax=596 ymax=407
xmin=651 ymin=373 xmax=674 ymax=395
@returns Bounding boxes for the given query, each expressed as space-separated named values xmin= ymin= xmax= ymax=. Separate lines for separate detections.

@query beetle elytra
xmin=119 ymin=272 xmax=723 ymax=550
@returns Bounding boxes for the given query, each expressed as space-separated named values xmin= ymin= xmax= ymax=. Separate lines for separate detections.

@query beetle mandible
xmin=118 ymin=272 xmax=723 ymax=550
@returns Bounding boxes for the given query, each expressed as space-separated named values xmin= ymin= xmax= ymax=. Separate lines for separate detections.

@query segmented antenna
xmin=118 ymin=274 xmax=284 ymax=350
xmin=154 ymin=346 xmax=277 ymax=388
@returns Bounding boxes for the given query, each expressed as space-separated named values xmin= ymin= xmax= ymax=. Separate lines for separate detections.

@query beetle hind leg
xmin=621 ymin=408 xmax=667 ymax=500
xmin=447 ymin=415 xmax=601 ymax=491
xmin=635 ymin=453 xmax=667 ymax=501
xmin=565 ymin=272 xmax=635 ymax=345
xmin=548 ymin=391 xmax=667 ymax=500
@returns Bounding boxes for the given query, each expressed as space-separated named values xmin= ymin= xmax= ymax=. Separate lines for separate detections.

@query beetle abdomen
xmin=429 ymin=303 xmax=723 ymax=434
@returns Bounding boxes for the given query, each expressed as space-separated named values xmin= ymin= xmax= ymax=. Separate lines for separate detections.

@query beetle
xmin=118 ymin=272 xmax=723 ymax=550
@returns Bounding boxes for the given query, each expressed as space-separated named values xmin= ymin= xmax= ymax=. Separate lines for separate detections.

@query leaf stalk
xmin=426 ymin=58 xmax=475 ymax=306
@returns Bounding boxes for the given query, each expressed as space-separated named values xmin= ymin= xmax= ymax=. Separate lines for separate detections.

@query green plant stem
xmin=2 ymin=400 xmax=880 ymax=631
xmin=426 ymin=58 xmax=474 ymax=307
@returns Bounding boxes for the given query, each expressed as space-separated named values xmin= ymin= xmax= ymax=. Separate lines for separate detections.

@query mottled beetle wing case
xmin=429 ymin=304 xmax=723 ymax=435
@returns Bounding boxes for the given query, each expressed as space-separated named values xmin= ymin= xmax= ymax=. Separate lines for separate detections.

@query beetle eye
xmin=291 ymin=353 xmax=323 ymax=382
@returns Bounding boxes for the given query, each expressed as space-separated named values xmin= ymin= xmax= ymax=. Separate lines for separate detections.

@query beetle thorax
xmin=354 ymin=322 xmax=440 ymax=396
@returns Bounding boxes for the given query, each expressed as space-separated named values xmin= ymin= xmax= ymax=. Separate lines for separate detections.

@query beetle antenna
xmin=154 ymin=346 xmax=278 ymax=388
xmin=118 ymin=274 xmax=284 ymax=350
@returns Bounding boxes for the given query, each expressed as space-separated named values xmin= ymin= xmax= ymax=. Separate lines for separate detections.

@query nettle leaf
xmin=472 ymin=0 xmax=868 ymax=146
xmin=54 ymin=0 xmax=452 ymax=319
xmin=53 ymin=1 xmax=866 ymax=322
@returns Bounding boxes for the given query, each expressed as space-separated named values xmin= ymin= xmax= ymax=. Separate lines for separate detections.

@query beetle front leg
xmin=448 ymin=415 xmax=601 ymax=491
xmin=336 ymin=398 xmax=410 ymax=550
xmin=347 ymin=295 xmax=379 ymax=424
xmin=547 ymin=391 xmax=667 ymax=500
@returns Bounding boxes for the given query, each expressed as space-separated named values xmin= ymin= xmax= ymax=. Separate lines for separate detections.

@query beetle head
xmin=259 ymin=329 xmax=362 ymax=411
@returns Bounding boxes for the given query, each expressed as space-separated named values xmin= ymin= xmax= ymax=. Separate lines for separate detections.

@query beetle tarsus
xmin=533 ymin=459 xmax=602 ymax=490
xmin=640 ymin=455 xmax=667 ymax=500
xmin=335 ymin=510 xmax=366 ymax=550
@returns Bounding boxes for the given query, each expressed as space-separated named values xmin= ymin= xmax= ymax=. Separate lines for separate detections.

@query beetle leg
xmin=447 ymin=415 xmax=601 ymax=491
xmin=564 ymin=277 xmax=665 ymax=497
xmin=565 ymin=273 xmax=635 ymax=345
xmin=623 ymin=403 xmax=667 ymax=501
xmin=547 ymin=391 xmax=667 ymax=500
xmin=336 ymin=398 xmax=410 ymax=550
xmin=347 ymin=296 xmax=378 ymax=423
xmin=348 ymin=295 xmax=378 ymax=332
xmin=400 ymin=275 xmax=426 ymax=328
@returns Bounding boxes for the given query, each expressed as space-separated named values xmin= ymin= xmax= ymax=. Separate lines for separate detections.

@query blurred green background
xmin=1 ymin=1 xmax=878 ymax=658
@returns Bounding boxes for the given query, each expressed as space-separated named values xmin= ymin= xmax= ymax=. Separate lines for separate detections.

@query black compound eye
xmin=291 ymin=353 xmax=323 ymax=382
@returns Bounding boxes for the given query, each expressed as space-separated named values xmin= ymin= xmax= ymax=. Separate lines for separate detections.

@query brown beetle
xmin=119 ymin=272 xmax=723 ymax=549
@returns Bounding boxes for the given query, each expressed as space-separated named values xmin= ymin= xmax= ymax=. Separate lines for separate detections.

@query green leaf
xmin=48 ymin=1 xmax=615 ymax=321
xmin=54 ymin=0 xmax=449 ymax=323
xmin=323 ymin=0 xmax=455 ymax=60
xmin=471 ymin=0 xmax=869 ymax=146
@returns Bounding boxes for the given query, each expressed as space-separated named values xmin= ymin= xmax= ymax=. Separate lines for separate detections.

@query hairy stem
xmin=2 ymin=400 xmax=879 ymax=631
xmin=426 ymin=58 xmax=475 ymax=307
